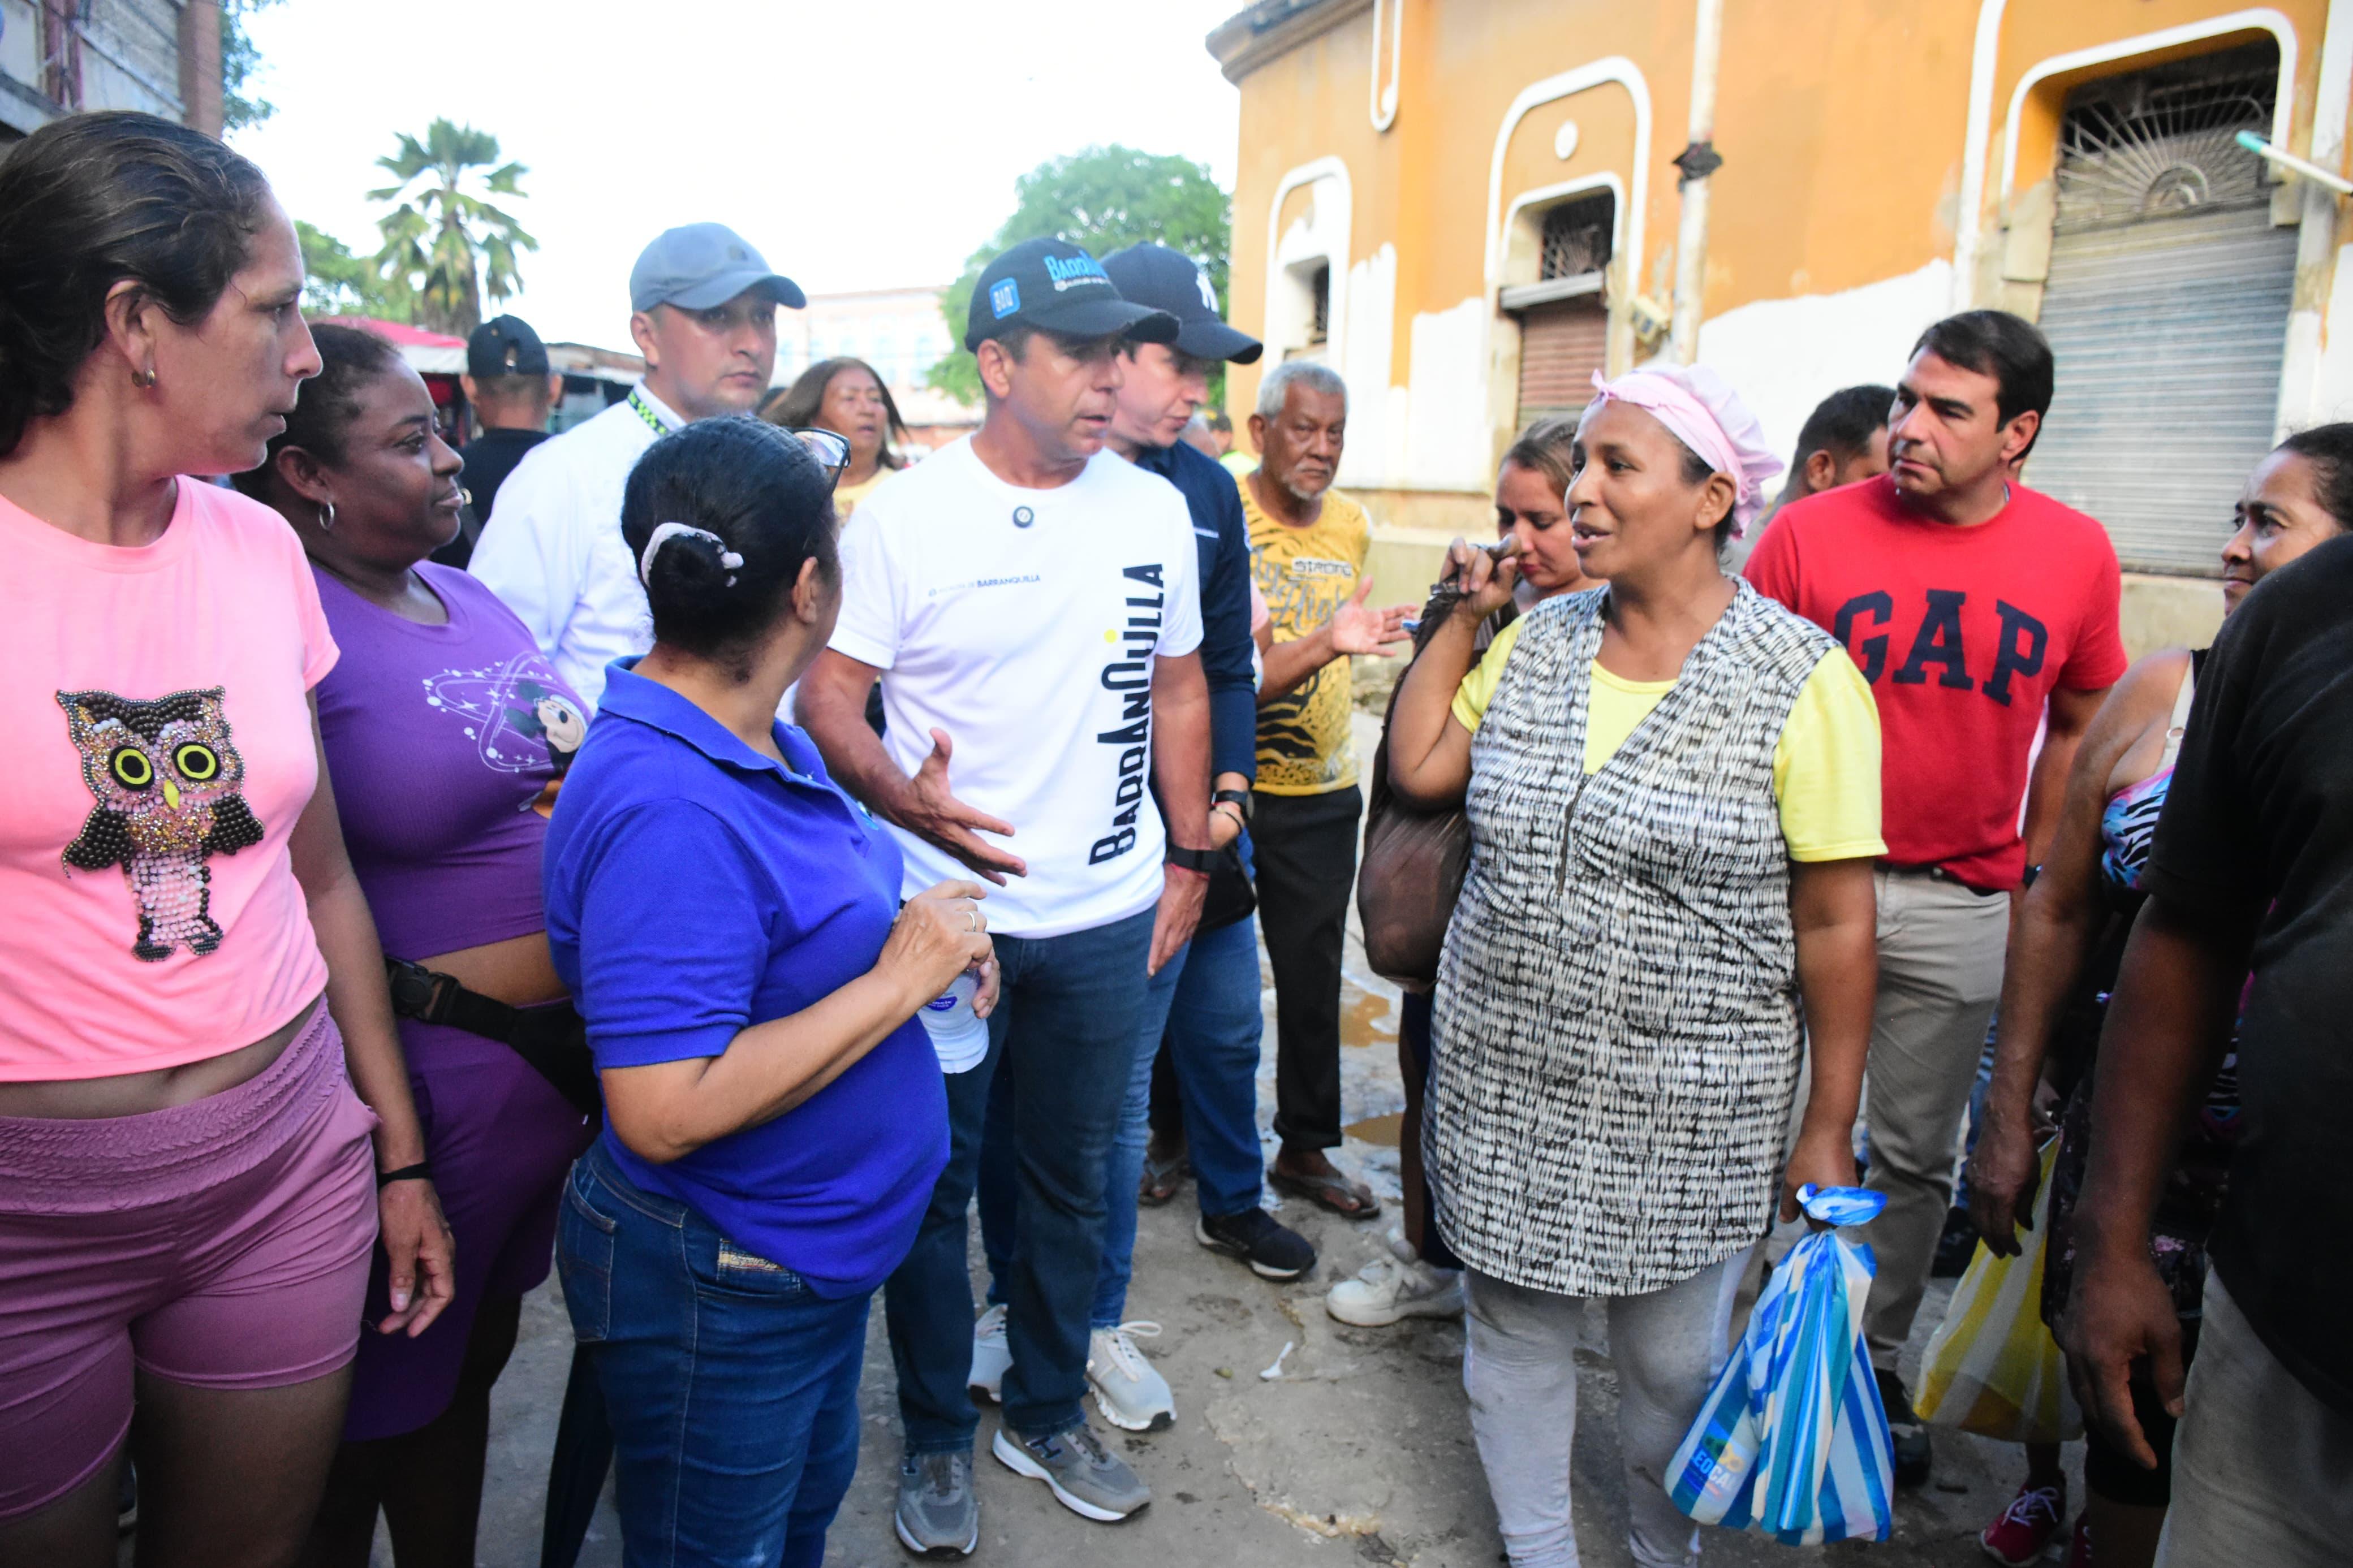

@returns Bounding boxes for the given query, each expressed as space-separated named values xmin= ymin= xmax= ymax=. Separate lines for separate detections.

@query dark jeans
xmin=884 ymin=908 xmax=1153 ymax=1452
xmin=556 ymin=1141 xmax=870 ymax=1568
xmin=1251 ymin=784 xmax=1362 ymax=1150
xmin=1149 ymin=909 xmax=1270 ymax=1220
xmin=978 ymin=905 xmax=1272 ymax=1328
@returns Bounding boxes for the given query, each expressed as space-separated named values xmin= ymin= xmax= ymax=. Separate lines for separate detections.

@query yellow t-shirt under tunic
xmin=1450 ymin=616 xmax=1887 ymax=861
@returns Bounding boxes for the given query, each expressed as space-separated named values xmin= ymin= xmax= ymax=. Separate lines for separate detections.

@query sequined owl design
xmin=57 ymin=688 xmax=265 ymax=962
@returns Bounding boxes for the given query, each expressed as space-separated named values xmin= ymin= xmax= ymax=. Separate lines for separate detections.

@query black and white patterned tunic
xmin=1426 ymin=579 xmax=1840 ymax=1296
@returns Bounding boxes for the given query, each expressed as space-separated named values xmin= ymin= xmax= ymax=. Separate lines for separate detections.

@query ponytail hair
xmin=621 ymin=417 xmax=839 ymax=679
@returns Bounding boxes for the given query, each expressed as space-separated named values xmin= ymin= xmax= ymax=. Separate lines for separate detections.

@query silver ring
xmin=966 ymin=905 xmax=981 ymax=934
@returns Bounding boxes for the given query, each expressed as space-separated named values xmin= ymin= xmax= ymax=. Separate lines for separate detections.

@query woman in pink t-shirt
xmin=0 ymin=114 xmax=455 ymax=1561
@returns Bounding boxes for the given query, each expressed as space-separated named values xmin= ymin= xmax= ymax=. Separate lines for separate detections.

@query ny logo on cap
xmin=990 ymin=279 xmax=1021 ymax=319
xmin=1196 ymin=269 xmax=1217 ymax=312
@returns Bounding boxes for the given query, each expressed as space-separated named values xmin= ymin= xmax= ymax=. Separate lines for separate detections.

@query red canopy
xmin=315 ymin=316 xmax=465 ymax=348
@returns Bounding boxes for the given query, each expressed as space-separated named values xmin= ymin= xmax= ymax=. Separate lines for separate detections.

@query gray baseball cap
xmin=629 ymin=223 xmax=805 ymax=313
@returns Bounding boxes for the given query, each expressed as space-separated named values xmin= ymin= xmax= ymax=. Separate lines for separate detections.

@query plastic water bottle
xmin=918 ymin=971 xmax=989 ymax=1073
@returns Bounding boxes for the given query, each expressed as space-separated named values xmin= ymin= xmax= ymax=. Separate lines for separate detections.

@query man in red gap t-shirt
xmin=1747 ymin=310 xmax=2127 ymax=1485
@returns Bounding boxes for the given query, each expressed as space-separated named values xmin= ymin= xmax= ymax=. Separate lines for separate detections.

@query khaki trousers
xmin=1857 ymin=867 xmax=2009 ymax=1370
xmin=2154 ymin=1271 xmax=2353 ymax=1568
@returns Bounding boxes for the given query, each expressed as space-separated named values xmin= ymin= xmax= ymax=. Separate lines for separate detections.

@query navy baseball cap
xmin=1100 ymin=244 xmax=1261 ymax=364
xmin=963 ymin=237 xmax=1178 ymax=352
xmin=467 ymin=314 xmax=550 ymax=378
xmin=630 ymin=223 xmax=805 ymax=313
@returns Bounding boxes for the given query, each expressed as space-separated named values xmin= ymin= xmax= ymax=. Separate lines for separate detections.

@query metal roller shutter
xmin=1515 ymin=296 xmax=1608 ymax=430
xmin=2028 ymin=206 xmax=2295 ymax=574
xmin=2026 ymin=49 xmax=2294 ymax=576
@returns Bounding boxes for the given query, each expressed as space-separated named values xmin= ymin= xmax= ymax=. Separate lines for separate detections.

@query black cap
xmin=1100 ymin=245 xmax=1261 ymax=364
xmin=468 ymin=315 xmax=549 ymax=378
xmin=963 ymin=237 xmax=1179 ymax=352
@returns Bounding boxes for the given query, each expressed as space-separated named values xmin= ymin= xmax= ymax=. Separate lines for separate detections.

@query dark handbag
xmin=1199 ymin=840 xmax=1257 ymax=933
xmin=1355 ymin=585 xmax=1498 ymax=991
xmin=385 ymin=957 xmax=602 ymax=1116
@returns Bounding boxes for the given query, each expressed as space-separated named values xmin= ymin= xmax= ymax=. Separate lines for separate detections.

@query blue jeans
xmin=884 ymin=908 xmax=1153 ymax=1452
xmin=982 ymin=908 xmax=1274 ymax=1328
xmin=556 ymin=1141 xmax=870 ymax=1568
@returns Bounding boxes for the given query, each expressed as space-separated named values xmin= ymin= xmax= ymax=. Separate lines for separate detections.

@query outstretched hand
xmin=1328 ymin=575 xmax=1416 ymax=657
xmin=902 ymin=729 xmax=1025 ymax=884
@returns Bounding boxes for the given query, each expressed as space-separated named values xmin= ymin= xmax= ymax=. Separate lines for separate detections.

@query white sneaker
xmin=1086 ymin=1321 xmax=1175 ymax=1432
xmin=969 ymin=1303 xmax=1010 ymax=1403
xmin=1326 ymin=1232 xmax=1464 ymax=1327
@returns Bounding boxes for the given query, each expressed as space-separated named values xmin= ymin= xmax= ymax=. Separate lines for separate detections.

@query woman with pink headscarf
xmin=1385 ymin=365 xmax=1885 ymax=1566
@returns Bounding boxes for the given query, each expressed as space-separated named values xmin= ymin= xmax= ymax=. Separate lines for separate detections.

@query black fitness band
xmin=376 ymin=1162 xmax=432 ymax=1189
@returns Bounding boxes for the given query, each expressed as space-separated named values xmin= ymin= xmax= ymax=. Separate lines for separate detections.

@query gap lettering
xmin=1831 ymin=589 xmax=2049 ymax=705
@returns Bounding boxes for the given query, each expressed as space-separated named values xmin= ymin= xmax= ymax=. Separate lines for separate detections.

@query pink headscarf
xmin=1580 ymin=365 xmax=1784 ymax=539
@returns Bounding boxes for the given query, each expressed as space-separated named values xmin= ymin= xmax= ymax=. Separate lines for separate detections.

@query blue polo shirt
xmin=543 ymin=660 xmax=948 ymax=1296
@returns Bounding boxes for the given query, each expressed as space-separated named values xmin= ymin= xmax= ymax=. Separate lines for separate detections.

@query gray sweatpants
xmin=2154 ymin=1271 xmax=2353 ymax=1568
xmin=1463 ymin=1256 xmax=1745 ymax=1568
xmin=1856 ymin=867 xmax=2009 ymax=1368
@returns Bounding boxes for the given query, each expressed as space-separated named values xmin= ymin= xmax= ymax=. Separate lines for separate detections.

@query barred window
xmin=1540 ymin=196 xmax=1614 ymax=280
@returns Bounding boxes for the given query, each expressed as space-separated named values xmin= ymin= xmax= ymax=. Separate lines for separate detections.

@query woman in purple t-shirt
xmin=234 ymin=325 xmax=598 ymax=1567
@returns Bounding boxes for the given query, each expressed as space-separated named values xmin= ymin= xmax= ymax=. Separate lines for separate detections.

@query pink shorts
xmin=0 ymin=1007 xmax=379 ymax=1521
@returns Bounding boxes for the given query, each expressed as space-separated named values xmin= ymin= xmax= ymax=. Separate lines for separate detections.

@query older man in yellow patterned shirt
xmin=1240 ymin=360 xmax=1413 ymax=1219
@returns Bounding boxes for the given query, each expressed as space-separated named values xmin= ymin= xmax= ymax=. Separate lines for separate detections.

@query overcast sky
xmin=232 ymin=0 xmax=1243 ymax=349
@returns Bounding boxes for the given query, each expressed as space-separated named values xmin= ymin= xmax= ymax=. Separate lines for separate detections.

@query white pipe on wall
xmin=2277 ymin=0 xmax=2353 ymax=435
xmin=1669 ymin=0 xmax=1724 ymax=365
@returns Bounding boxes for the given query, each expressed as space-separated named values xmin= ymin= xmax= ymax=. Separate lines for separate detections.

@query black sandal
xmin=1269 ymin=1165 xmax=1382 ymax=1219
xmin=1138 ymin=1148 xmax=1188 ymax=1207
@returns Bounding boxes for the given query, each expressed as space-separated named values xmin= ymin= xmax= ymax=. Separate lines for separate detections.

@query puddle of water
xmin=1343 ymin=1110 xmax=1403 ymax=1147
xmin=1339 ymin=981 xmax=1394 ymax=1049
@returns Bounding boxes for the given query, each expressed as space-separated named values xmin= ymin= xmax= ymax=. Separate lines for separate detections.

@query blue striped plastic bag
xmin=1666 ymin=1185 xmax=1895 ymax=1547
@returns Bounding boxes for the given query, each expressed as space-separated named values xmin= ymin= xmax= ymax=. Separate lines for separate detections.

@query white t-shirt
xmin=829 ymin=437 xmax=1203 ymax=938
xmin=469 ymin=387 xmax=680 ymax=710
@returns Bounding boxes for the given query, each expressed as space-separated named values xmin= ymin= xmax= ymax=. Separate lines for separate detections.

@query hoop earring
xmin=133 ymin=366 xmax=158 ymax=389
xmin=319 ymin=502 xmax=335 ymax=533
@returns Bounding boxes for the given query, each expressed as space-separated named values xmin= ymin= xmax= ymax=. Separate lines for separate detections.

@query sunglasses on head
xmin=786 ymin=427 xmax=853 ymax=490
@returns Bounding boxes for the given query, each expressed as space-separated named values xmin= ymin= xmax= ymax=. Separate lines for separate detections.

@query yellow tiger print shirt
xmin=1240 ymin=474 xmax=1372 ymax=795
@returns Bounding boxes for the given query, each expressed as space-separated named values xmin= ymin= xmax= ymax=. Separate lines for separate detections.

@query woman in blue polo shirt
xmin=542 ymin=416 xmax=991 ymax=1568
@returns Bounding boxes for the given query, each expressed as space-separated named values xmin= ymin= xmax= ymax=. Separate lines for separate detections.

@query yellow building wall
xmin=1219 ymin=0 xmax=2351 ymax=648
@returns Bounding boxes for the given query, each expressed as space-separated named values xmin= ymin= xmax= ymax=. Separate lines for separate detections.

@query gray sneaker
xmin=990 ymin=1422 xmax=1150 ymax=1522
xmin=894 ymin=1450 xmax=979 ymax=1557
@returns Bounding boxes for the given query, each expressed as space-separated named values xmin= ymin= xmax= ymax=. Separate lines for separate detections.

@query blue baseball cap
xmin=629 ymin=223 xmax=804 ymax=313
xmin=963 ymin=237 xmax=1178 ymax=352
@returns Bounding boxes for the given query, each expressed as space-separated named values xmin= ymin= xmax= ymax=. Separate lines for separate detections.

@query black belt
xmin=384 ymin=958 xmax=601 ymax=1116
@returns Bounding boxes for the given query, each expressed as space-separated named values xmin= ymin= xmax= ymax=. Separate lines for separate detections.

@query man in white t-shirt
xmin=798 ymin=237 xmax=1212 ymax=1549
xmin=469 ymin=223 xmax=800 ymax=709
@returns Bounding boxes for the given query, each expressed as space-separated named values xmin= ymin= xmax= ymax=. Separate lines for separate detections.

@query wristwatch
xmin=1165 ymin=844 xmax=1220 ymax=874
xmin=1211 ymin=787 xmax=1251 ymax=820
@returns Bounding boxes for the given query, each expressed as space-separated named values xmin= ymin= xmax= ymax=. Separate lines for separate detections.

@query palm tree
xmin=369 ymin=119 xmax=536 ymax=335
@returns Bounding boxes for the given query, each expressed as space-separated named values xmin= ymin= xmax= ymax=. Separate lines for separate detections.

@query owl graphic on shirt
xmin=56 ymin=687 xmax=265 ymax=962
